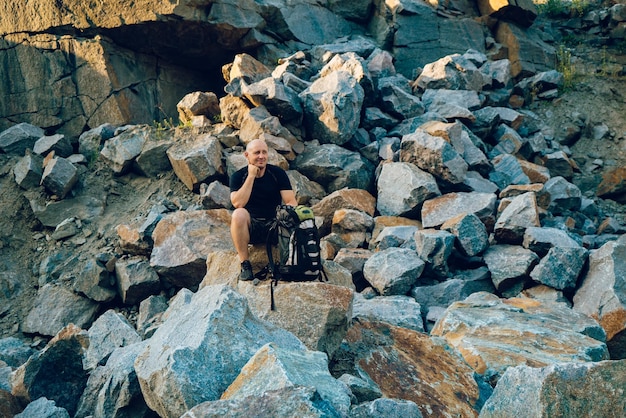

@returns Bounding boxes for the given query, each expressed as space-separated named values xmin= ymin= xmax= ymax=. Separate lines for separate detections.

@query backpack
xmin=263 ymin=204 xmax=327 ymax=309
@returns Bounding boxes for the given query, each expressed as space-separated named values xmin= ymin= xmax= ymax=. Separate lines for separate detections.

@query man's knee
xmin=231 ymin=208 xmax=250 ymax=227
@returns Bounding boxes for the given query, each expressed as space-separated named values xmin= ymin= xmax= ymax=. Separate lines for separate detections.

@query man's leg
xmin=231 ymin=208 xmax=251 ymax=262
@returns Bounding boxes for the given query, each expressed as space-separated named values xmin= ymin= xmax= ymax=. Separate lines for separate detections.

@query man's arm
xmin=280 ymin=189 xmax=297 ymax=206
xmin=230 ymin=165 xmax=259 ymax=208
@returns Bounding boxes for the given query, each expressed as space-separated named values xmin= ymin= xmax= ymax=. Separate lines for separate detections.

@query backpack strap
xmin=265 ymin=219 xmax=279 ymax=310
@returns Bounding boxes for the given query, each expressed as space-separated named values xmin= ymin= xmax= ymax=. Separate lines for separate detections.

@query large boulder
xmin=479 ymin=360 xmax=626 ymax=418
xmin=12 ymin=325 xmax=89 ymax=417
xmin=149 ymin=209 xmax=233 ymax=289
xmin=574 ymin=236 xmax=626 ymax=359
xmin=431 ymin=292 xmax=609 ymax=383
xmin=134 ymin=285 xmax=305 ymax=418
xmin=335 ymin=319 xmax=489 ymax=418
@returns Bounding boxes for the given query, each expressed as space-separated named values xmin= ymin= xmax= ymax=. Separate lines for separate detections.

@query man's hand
xmin=248 ymin=164 xmax=261 ymax=178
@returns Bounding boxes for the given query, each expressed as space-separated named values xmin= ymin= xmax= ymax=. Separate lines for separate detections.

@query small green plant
xmin=571 ymin=0 xmax=592 ymax=17
xmin=556 ymin=44 xmax=575 ymax=90
xmin=535 ymin=0 xmax=591 ymax=17
xmin=153 ymin=117 xmax=176 ymax=131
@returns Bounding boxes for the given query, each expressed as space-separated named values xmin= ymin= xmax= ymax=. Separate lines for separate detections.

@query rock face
xmin=0 ymin=0 xmax=558 ymax=138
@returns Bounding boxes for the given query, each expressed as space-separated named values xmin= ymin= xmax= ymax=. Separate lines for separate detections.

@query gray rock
xmin=72 ymin=258 xmax=117 ymax=303
xmin=75 ymin=341 xmax=152 ymax=418
xmin=0 ymin=363 xmax=11 ymax=392
xmin=494 ymin=192 xmax=541 ymax=244
xmin=530 ymin=246 xmax=588 ymax=291
xmin=544 ymin=176 xmax=582 ymax=214
xmin=422 ymin=88 xmax=483 ymax=110
xmin=310 ymin=37 xmax=378 ymax=67
xmin=115 ymin=256 xmax=161 ymax=305
xmin=574 ymin=236 xmax=626 ymax=359
xmin=495 ymin=23 xmax=556 ymax=78
xmin=540 ymin=150 xmax=576 ymax=179
xmin=22 ymin=284 xmax=98 ymax=336
xmin=471 ymin=106 xmax=501 ymax=138
xmin=166 ymin=134 xmax=224 ymax=192
xmin=415 ymin=229 xmax=456 ymax=279
xmin=199 ymin=180 xmax=233 ymax=210
xmin=363 ymin=248 xmax=425 ymax=296
xmin=480 ymin=59 xmax=513 ymax=89
xmin=366 ymin=48 xmax=396 ymax=81
xmin=281 ymin=3 xmax=353 ymax=46
xmin=134 ymin=285 xmax=305 ymax=418
xmin=413 ymin=53 xmax=488 ymax=92
xmin=362 ymin=107 xmax=398 ymax=131
xmin=491 ymin=154 xmax=530 ymax=188
xmin=292 ymin=142 xmax=374 ymax=193
xmin=514 ymin=70 xmax=564 ymax=103
xmin=49 ymin=217 xmax=79 ymax=241
xmin=370 ymin=225 xmax=419 ymax=251
xmin=149 ymin=209 xmax=233 ymax=289
xmin=15 ymin=397 xmax=70 ymax=418
xmin=177 ymin=91 xmax=220 ymax=124
xmin=0 ymin=337 xmax=36 ymax=369
xmin=479 ymin=361 xmax=626 ymax=418
xmin=237 ymin=106 xmax=300 ymax=148
xmin=352 ymin=294 xmax=425 ymax=333
xmin=463 ymin=171 xmax=500 ymax=193
xmin=241 ymin=282 xmax=354 ymax=358
xmin=0 ymin=123 xmax=44 ymax=155
xmin=134 ymin=137 xmax=174 ymax=178
xmin=338 ymin=373 xmax=382 ymax=404
xmin=34 ymin=134 xmax=73 ymax=158
xmin=349 ymin=398 xmax=423 ymax=418
xmin=522 ymin=226 xmax=581 ymax=257
xmin=378 ymin=75 xmax=425 ymax=119
xmin=40 ymin=156 xmax=78 ymax=199
xmin=13 ymin=152 xmax=43 ymax=190
xmin=483 ymin=245 xmax=539 ymax=297
xmin=77 ymin=123 xmax=117 ymax=160
xmin=242 ymin=77 xmax=302 ymax=122
xmin=100 ymin=126 xmax=149 ymax=175
xmin=136 ymin=294 xmax=169 ymax=338
xmin=421 ymin=192 xmax=497 ymax=229
xmin=29 ymin=196 xmax=105 ymax=228
xmin=286 ymin=170 xmax=326 ymax=206
xmin=412 ymin=267 xmax=495 ymax=311
xmin=400 ymin=129 xmax=469 ymax=186
xmin=181 ymin=386 xmax=338 ymax=418
xmin=334 ymin=248 xmax=373 ymax=276
xmin=441 ymin=212 xmax=489 ymax=257
xmin=376 ymin=162 xmax=440 ymax=218
xmin=12 ymin=325 xmax=89 ymax=416
xmin=489 ymin=124 xmax=525 ymax=158
xmin=83 ymin=310 xmax=141 ymax=371
xmin=221 ymin=343 xmax=351 ymax=417
xmin=432 ymin=292 xmax=608 ymax=384
xmin=300 ymin=70 xmax=364 ymax=146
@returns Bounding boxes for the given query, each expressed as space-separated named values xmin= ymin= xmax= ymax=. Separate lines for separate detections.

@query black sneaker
xmin=239 ymin=260 xmax=254 ymax=281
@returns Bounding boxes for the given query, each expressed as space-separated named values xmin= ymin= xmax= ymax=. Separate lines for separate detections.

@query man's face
xmin=245 ymin=142 xmax=268 ymax=168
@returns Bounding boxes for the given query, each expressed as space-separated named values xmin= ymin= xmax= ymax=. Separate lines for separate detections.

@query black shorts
xmin=249 ymin=218 xmax=276 ymax=245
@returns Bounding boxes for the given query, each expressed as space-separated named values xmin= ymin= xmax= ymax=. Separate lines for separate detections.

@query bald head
xmin=246 ymin=138 xmax=268 ymax=152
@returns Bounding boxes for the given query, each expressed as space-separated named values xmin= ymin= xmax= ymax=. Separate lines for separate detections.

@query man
xmin=230 ymin=139 xmax=297 ymax=281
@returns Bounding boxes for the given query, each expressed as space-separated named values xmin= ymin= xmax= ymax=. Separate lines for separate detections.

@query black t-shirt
xmin=229 ymin=164 xmax=292 ymax=219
